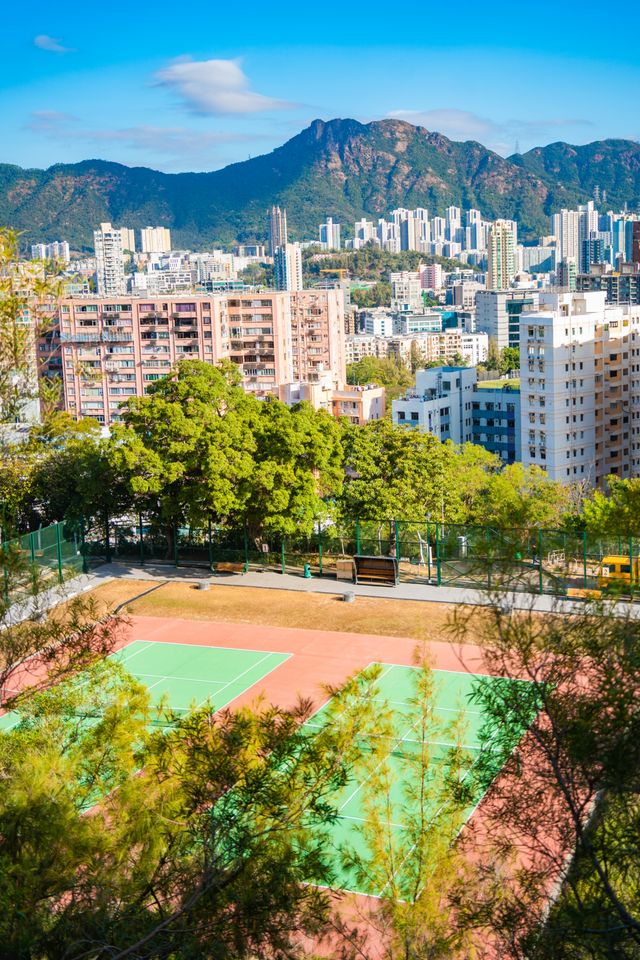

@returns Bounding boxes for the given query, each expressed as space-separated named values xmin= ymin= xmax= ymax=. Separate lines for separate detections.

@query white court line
xmin=134 ymin=672 xmax=229 ymax=686
xmin=368 ymin=659 xmax=512 ymax=681
xmin=114 ymin=640 xmax=158 ymax=664
xmin=125 ymin=638 xmax=293 ymax=658
xmin=193 ymin=651 xmax=281 ymax=711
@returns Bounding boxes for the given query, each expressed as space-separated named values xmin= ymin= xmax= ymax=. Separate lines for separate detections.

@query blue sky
xmin=1 ymin=0 xmax=640 ymax=173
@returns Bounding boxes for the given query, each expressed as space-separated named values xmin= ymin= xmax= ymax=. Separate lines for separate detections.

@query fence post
xmin=629 ymin=537 xmax=634 ymax=595
xmin=208 ymin=517 xmax=213 ymax=572
xmin=281 ymin=539 xmax=286 ymax=575
xmin=394 ymin=520 xmax=400 ymax=569
xmin=174 ymin=524 xmax=179 ymax=567
xmin=583 ymin=530 xmax=588 ymax=589
xmin=436 ymin=523 xmax=442 ymax=586
xmin=29 ymin=531 xmax=36 ymax=566
xmin=538 ymin=529 xmax=544 ymax=595
xmin=355 ymin=519 xmax=361 ymax=555
xmin=55 ymin=522 xmax=63 ymax=584
xmin=139 ymin=513 xmax=145 ymax=566
xmin=318 ymin=528 xmax=323 ymax=576
xmin=80 ymin=517 xmax=88 ymax=574
xmin=243 ymin=522 xmax=249 ymax=572
xmin=105 ymin=514 xmax=112 ymax=564
xmin=426 ymin=522 xmax=432 ymax=581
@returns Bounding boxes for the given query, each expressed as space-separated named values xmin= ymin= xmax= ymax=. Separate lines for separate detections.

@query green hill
xmin=2 ymin=119 xmax=640 ymax=251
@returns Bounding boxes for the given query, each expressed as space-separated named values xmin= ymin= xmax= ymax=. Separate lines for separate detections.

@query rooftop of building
xmin=475 ymin=378 xmax=520 ymax=391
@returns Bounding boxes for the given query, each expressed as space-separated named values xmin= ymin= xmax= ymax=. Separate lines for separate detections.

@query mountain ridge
xmin=2 ymin=118 xmax=640 ymax=250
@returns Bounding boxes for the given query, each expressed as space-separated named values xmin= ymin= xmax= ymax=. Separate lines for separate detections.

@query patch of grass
xmin=84 ymin=580 xmax=459 ymax=643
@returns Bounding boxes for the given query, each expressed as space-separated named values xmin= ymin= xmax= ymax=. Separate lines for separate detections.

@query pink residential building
xmin=53 ymin=290 xmax=345 ymax=425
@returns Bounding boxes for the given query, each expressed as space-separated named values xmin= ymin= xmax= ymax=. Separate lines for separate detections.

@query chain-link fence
xmin=1 ymin=521 xmax=85 ymax=605
xmin=81 ymin=516 xmax=640 ymax=600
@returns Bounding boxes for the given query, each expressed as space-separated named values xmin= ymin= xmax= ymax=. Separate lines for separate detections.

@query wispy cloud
xmin=25 ymin=111 xmax=263 ymax=170
xmin=33 ymin=34 xmax=75 ymax=54
xmin=155 ymin=57 xmax=297 ymax=115
xmin=388 ymin=108 xmax=593 ymax=154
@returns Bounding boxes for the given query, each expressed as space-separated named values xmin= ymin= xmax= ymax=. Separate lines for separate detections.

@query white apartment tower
xmin=520 ymin=291 xmax=598 ymax=484
xmin=274 ymin=243 xmax=303 ymax=291
xmin=487 ymin=220 xmax=516 ymax=290
xmin=268 ymin=206 xmax=288 ymax=256
xmin=140 ymin=226 xmax=172 ymax=253
xmin=94 ymin=222 xmax=127 ymax=297
xmin=319 ymin=218 xmax=341 ymax=250
xmin=551 ymin=209 xmax=580 ymax=266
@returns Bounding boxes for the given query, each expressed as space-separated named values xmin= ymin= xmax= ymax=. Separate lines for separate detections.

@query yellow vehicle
xmin=598 ymin=555 xmax=640 ymax=590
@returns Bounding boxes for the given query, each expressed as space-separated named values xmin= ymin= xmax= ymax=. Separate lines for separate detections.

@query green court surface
xmin=0 ymin=640 xmax=290 ymax=730
xmin=307 ymin=662 xmax=526 ymax=897
xmin=113 ymin=640 xmax=290 ymax=716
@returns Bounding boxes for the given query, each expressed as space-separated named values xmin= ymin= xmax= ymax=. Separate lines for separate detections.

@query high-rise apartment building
xmin=552 ymin=209 xmax=580 ymax=266
xmin=93 ymin=223 xmax=127 ymax=297
xmin=30 ymin=241 xmax=70 ymax=264
xmin=274 ymin=243 xmax=303 ymax=291
xmin=519 ymin=290 xmax=640 ymax=486
xmin=140 ymin=227 xmax=172 ymax=254
xmin=268 ymin=206 xmax=288 ymax=256
xmin=487 ymin=220 xmax=516 ymax=290
xmin=319 ymin=218 xmax=341 ymax=250
xmin=476 ymin=290 xmax=540 ymax=349
xmin=52 ymin=290 xmax=345 ymax=425
xmin=390 ymin=271 xmax=422 ymax=312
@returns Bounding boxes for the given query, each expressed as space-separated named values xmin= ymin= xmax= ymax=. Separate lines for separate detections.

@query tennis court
xmin=112 ymin=639 xmax=291 ymax=715
xmin=0 ymin=639 xmax=291 ymax=730
xmin=307 ymin=661 xmax=528 ymax=896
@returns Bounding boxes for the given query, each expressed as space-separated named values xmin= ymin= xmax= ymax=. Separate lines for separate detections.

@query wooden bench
xmin=213 ymin=561 xmax=247 ymax=575
xmin=354 ymin=555 xmax=399 ymax=587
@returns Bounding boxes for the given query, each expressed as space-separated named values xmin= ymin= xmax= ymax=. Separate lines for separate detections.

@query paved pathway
xmin=6 ymin=559 xmax=640 ymax=626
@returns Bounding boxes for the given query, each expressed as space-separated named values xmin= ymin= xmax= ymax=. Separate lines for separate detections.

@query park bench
xmin=353 ymin=555 xmax=399 ymax=587
xmin=213 ymin=561 xmax=248 ymax=575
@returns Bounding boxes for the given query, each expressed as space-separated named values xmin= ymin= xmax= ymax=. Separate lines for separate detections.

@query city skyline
xmin=2 ymin=0 xmax=640 ymax=172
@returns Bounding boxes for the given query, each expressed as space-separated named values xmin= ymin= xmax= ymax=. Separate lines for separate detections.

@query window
xmin=411 ymin=412 xmax=419 ymax=421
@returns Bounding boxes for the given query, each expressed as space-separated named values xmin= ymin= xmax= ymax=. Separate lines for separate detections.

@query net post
xmin=139 ymin=513 xmax=145 ymax=566
xmin=55 ymin=522 xmax=63 ymax=584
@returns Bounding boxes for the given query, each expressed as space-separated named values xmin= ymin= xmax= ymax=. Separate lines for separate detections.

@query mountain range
xmin=2 ymin=118 xmax=640 ymax=251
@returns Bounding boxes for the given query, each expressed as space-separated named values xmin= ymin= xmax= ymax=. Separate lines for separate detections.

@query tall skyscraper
xmin=274 ymin=243 xmax=303 ymax=291
xmin=552 ymin=209 xmax=580 ymax=265
xmin=487 ymin=220 xmax=516 ymax=290
xmin=268 ymin=206 xmax=288 ymax=256
xmin=319 ymin=218 xmax=341 ymax=250
xmin=94 ymin=222 xmax=127 ymax=296
xmin=140 ymin=226 xmax=172 ymax=253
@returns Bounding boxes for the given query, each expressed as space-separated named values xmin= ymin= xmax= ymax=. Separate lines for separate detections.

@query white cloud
xmin=388 ymin=108 xmax=593 ymax=155
xmin=155 ymin=57 xmax=296 ymax=115
xmin=34 ymin=34 xmax=75 ymax=54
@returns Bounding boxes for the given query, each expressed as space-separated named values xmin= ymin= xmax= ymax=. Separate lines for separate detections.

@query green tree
xmin=241 ymin=398 xmax=344 ymax=537
xmin=0 ymin=645 xmax=383 ymax=959
xmin=583 ymin=476 xmax=640 ymax=538
xmin=499 ymin=346 xmax=521 ymax=376
xmin=338 ymin=652 xmax=479 ymax=960
xmin=467 ymin=463 xmax=570 ymax=531
xmin=110 ymin=360 xmax=257 ymax=546
xmin=0 ymin=228 xmax=62 ymax=424
xmin=351 ymin=282 xmax=392 ymax=308
xmin=340 ymin=419 xmax=497 ymax=523
xmin=451 ymin=598 xmax=640 ymax=960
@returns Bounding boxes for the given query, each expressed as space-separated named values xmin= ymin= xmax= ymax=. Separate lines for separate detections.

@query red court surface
xmin=123 ymin=616 xmax=570 ymax=959
xmin=126 ymin=614 xmax=487 ymax=713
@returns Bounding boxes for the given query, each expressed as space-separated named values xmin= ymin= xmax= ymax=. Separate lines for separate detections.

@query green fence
xmin=82 ymin=516 xmax=640 ymax=600
xmin=1 ymin=521 xmax=85 ymax=606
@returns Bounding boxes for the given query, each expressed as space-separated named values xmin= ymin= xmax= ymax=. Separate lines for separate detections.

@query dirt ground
xmin=84 ymin=579 xmax=463 ymax=644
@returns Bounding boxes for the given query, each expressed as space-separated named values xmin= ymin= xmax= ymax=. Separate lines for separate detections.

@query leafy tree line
xmin=3 ymin=356 xmax=640 ymax=543
xmin=1 ymin=358 xmax=576 ymax=544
